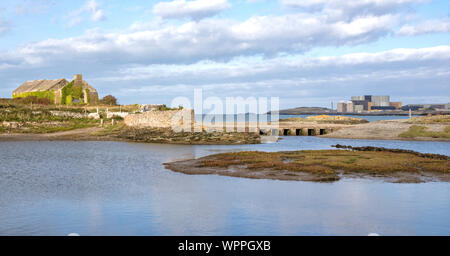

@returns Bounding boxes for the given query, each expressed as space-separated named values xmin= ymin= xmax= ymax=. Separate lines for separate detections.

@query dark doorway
xmin=308 ymin=129 xmax=315 ymax=136
xmin=320 ymin=129 xmax=326 ymax=135
xmin=296 ymin=129 xmax=302 ymax=136
xmin=283 ymin=129 xmax=290 ymax=136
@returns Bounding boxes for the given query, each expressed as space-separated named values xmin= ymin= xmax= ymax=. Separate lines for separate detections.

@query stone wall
xmin=107 ymin=112 xmax=129 ymax=119
xmin=124 ymin=109 xmax=194 ymax=130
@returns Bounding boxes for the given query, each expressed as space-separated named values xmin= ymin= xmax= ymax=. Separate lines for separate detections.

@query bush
xmin=66 ymin=95 xmax=73 ymax=105
xmin=157 ymin=104 xmax=180 ymax=111
xmin=100 ymin=95 xmax=118 ymax=106
xmin=22 ymin=96 xmax=38 ymax=104
xmin=112 ymin=115 xmax=124 ymax=121
xmin=12 ymin=96 xmax=51 ymax=105
xmin=37 ymin=98 xmax=51 ymax=105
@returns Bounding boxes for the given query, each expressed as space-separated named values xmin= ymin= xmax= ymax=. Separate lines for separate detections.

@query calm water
xmin=197 ymin=114 xmax=415 ymax=123
xmin=279 ymin=114 xmax=415 ymax=122
xmin=0 ymin=137 xmax=449 ymax=235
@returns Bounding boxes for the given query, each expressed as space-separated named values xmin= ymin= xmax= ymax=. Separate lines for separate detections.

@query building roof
xmin=13 ymin=79 xmax=68 ymax=94
xmin=13 ymin=78 xmax=98 ymax=94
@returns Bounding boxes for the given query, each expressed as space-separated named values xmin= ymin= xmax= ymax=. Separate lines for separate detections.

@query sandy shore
xmin=1 ymin=119 xmax=448 ymax=143
xmin=322 ymin=120 xmax=450 ymax=141
xmin=0 ymin=127 xmax=122 ymax=142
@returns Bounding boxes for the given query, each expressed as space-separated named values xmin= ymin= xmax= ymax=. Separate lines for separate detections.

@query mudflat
xmin=0 ymin=126 xmax=261 ymax=145
xmin=0 ymin=127 xmax=112 ymax=141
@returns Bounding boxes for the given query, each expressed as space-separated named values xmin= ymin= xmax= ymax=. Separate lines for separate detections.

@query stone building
xmin=13 ymin=74 xmax=98 ymax=105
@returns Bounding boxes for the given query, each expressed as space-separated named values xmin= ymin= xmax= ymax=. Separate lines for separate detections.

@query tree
xmin=100 ymin=95 xmax=118 ymax=106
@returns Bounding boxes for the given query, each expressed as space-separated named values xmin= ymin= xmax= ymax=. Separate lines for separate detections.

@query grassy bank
xmin=407 ymin=115 xmax=450 ymax=124
xmin=0 ymin=100 xmax=99 ymax=133
xmin=0 ymin=99 xmax=261 ymax=144
xmin=399 ymin=125 xmax=450 ymax=139
xmin=199 ymin=150 xmax=448 ymax=173
xmin=165 ymin=149 xmax=449 ymax=183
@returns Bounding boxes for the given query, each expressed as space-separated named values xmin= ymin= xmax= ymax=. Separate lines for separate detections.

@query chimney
xmin=74 ymin=74 xmax=83 ymax=87
xmin=74 ymin=74 xmax=82 ymax=81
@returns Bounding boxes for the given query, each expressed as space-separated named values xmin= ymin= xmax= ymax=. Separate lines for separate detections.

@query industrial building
xmin=338 ymin=95 xmax=402 ymax=113
xmin=401 ymin=104 xmax=450 ymax=111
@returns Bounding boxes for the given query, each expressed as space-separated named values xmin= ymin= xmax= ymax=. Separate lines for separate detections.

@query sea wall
xmin=124 ymin=109 xmax=194 ymax=130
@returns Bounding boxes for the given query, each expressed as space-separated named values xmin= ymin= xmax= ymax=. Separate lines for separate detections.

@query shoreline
xmin=0 ymin=127 xmax=262 ymax=145
xmin=320 ymin=120 xmax=450 ymax=142
xmin=1 ymin=127 xmax=449 ymax=143
xmin=319 ymin=134 xmax=450 ymax=142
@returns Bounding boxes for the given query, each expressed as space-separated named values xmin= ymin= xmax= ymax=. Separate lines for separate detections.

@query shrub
xmin=37 ymin=98 xmax=51 ymax=105
xmin=100 ymin=95 xmax=118 ymax=106
xmin=13 ymin=96 xmax=50 ymax=105
xmin=66 ymin=95 xmax=73 ymax=105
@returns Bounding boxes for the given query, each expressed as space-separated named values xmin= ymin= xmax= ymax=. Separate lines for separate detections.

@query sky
xmin=0 ymin=0 xmax=449 ymax=108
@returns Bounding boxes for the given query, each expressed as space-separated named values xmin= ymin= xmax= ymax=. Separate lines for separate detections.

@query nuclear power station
xmin=337 ymin=95 xmax=402 ymax=113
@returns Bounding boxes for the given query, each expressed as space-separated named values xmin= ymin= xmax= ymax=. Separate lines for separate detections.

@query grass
xmin=407 ymin=115 xmax=450 ymax=124
xmin=0 ymin=99 xmax=104 ymax=133
xmin=399 ymin=125 xmax=450 ymax=139
xmin=91 ymin=123 xmax=126 ymax=136
xmin=18 ymin=119 xmax=99 ymax=134
xmin=199 ymin=150 xmax=449 ymax=175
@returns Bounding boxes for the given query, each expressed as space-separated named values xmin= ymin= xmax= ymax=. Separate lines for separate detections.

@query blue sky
xmin=0 ymin=0 xmax=449 ymax=108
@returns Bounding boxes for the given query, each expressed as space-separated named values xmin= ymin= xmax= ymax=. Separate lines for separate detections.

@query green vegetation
xmin=61 ymin=80 xmax=92 ymax=105
xmin=199 ymin=150 xmax=449 ymax=175
xmin=12 ymin=79 xmax=96 ymax=106
xmin=13 ymin=91 xmax=56 ymax=103
xmin=12 ymin=96 xmax=52 ymax=105
xmin=19 ymin=119 xmax=99 ymax=134
xmin=399 ymin=125 xmax=450 ymax=139
xmin=157 ymin=104 xmax=183 ymax=111
xmin=0 ymin=99 xmax=100 ymax=134
xmin=65 ymin=95 xmax=73 ymax=105
xmin=99 ymin=95 xmax=118 ymax=106
xmin=407 ymin=115 xmax=450 ymax=124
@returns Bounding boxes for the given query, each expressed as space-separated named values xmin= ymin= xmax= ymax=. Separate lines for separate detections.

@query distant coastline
xmin=272 ymin=107 xmax=449 ymax=116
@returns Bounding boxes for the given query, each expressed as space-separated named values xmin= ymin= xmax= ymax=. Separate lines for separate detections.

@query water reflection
xmin=0 ymin=138 xmax=449 ymax=235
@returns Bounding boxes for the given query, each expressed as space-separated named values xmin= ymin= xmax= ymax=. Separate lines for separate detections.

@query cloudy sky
xmin=0 ymin=0 xmax=449 ymax=108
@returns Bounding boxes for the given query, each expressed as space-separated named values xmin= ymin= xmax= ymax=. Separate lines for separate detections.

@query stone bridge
xmin=124 ymin=110 xmax=350 ymax=137
xmin=199 ymin=121 xmax=349 ymax=136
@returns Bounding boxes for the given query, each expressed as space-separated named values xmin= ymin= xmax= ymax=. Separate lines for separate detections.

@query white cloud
xmin=67 ymin=0 xmax=105 ymax=27
xmin=153 ymin=0 xmax=231 ymax=20
xmin=397 ymin=18 xmax=450 ymax=36
xmin=280 ymin=0 xmax=426 ymax=21
xmin=99 ymin=46 xmax=449 ymax=106
xmin=2 ymin=12 xmax=398 ymax=68
xmin=99 ymin=45 xmax=450 ymax=83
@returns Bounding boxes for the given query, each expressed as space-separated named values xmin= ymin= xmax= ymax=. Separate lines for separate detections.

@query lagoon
xmin=0 ymin=137 xmax=449 ymax=235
